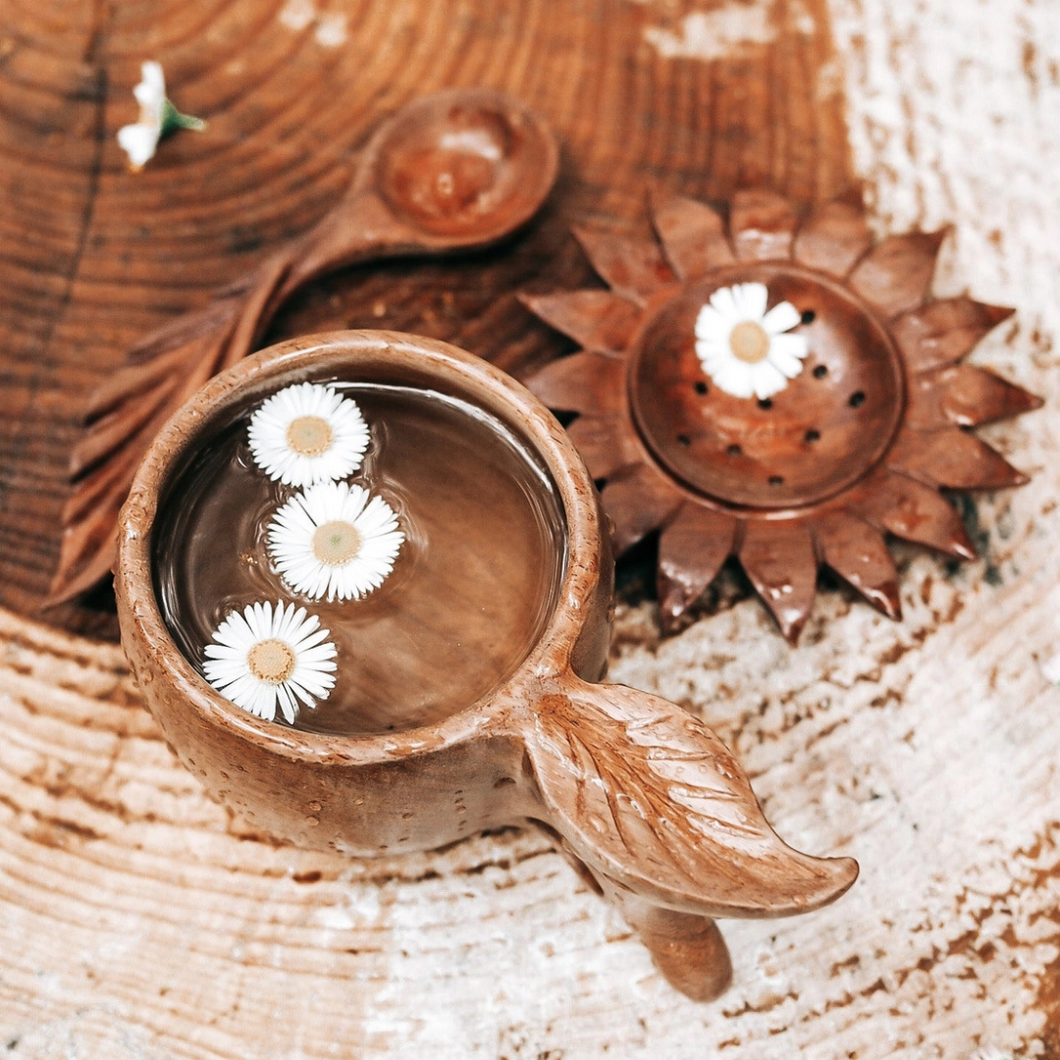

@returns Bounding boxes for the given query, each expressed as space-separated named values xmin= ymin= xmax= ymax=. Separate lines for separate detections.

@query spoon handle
xmin=48 ymin=189 xmax=409 ymax=606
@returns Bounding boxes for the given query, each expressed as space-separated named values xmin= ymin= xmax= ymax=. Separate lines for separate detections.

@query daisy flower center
xmin=246 ymin=638 xmax=297 ymax=684
xmin=286 ymin=415 xmax=334 ymax=457
xmin=312 ymin=520 xmax=363 ymax=566
xmin=728 ymin=320 xmax=771 ymax=364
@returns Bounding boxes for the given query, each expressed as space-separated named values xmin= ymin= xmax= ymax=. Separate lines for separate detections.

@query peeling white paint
xmin=1040 ymin=650 xmax=1060 ymax=685
xmin=315 ymin=905 xmax=356 ymax=930
xmin=314 ymin=11 xmax=347 ymax=48
xmin=278 ymin=0 xmax=316 ymax=32
xmin=644 ymin=4 xmax=775 ymax=61
xmin=279 ymin=0 xmax=348 ymax=48
xmin=790 ymin=0 xmax=817 ymax=35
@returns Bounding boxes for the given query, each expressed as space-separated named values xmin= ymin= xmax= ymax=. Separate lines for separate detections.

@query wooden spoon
xmin=49 ymin=88 xmax=560 ymax=605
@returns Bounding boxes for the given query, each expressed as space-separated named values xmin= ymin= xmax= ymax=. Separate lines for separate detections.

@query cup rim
xmin=117 ymin=330 xmax=605 ymax=764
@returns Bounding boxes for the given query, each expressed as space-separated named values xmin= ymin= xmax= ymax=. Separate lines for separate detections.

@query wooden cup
xmin=116 ymin=330 xmax=857 ymax=1002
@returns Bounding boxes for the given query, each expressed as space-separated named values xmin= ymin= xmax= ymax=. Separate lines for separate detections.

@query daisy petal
xmin=714 ymin=360 xmax=755 ymax=399
xmin=769 ymin=332 xmax=809 ymax=359
xmin=732 ymin=282 xmax=768 ymax=319
xmin=694 ymin=305 xmax=729 ymax=342
xmin=117 ymin=123 xmax=160 ymax=168
xmin=709 ymin=285 xmax=738 ymax=319
xmin=750 ymin=361 xmax=789 ymax=400
xmin=762 ymin=300 xmax=802 ymax=334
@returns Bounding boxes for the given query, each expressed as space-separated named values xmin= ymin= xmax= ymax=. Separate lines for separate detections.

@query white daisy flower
xmin=202 ymin=600 xmax=337 ymax=724
xmin=247 ymin=382 xmax=370 ymax=487
xmin=268 ymin=480 xmax=405 ymax=602
xmin=693 ymin=282 xmax=809 ymax=400
xmin=117 ymin=61 xmax=207 ymax=171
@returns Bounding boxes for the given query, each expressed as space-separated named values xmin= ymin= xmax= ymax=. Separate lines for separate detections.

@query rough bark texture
xmin=2 ymin=0 xmax=1059 ymax=1056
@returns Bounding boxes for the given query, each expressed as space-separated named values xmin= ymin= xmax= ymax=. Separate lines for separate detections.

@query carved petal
xmin=70 ymin=378 xmax=177 ymax=477
xmin=48 ymin=395 xmax=178 ymax=606
xmin=887 ymin=429 xmax=1029 ymax=490
xmin=891 ymin=298 xmax=1014 ymax=373
xmin=524 ymin=677 xmax=859 ymax=917
xmin=793 ymin=197 xmax=873 ymax=278
xmin=85 ymin=344 xmax=189 ymax=420
xmin=48 ymin=469 xmax=127 ymax=604
xmin=738 ymin=520 xmax=818 ymax=643
xmin=649 ymin=190 xmax=735 ymax=281
xmin=600 ymin=463 xmax=684 ymax=555
xmin=62 ymin=445 xmax=141 ymax=525
xmin=657 ymin=503 xmax=738 ymax=628
xmin=814 ymin=512 xmax=901 ymax=619
xmin=518 ymin=290 xmax=642 ymax=353
xmin=848 ymin=230 xmax=948 ymax=320
xmin=567 ymin=414 xmax=643 ymax=480
xmin=729 ymin=190 xmax=798 ymax=261
xmin=857 ymin=470 xmax=975 ymax=559
xmin=51 ymin=249 xmax=296 ymax=603
xmin=525 ymin=351 xmax=627 ymax=415
xmin=573 ymin=227 xmax=676 ymax=306
xmin=907 ymin=365 xmax=1043 ymax=429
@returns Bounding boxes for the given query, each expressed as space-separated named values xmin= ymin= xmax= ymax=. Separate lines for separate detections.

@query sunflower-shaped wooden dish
xmin=523 ymin=190 xmax=1041 ymax=641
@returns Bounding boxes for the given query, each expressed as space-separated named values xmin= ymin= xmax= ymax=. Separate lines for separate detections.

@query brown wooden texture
xmin=50 ymin=87 xmax=561 ymax=604
xmin=0 ymin=0 xmax=851 ymax=638
xmin=3 ymin=0 xmax=1060 ymax=1055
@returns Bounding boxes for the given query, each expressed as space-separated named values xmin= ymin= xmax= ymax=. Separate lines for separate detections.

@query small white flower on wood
xmin=117 ymin=61 xmax=207 ymax=171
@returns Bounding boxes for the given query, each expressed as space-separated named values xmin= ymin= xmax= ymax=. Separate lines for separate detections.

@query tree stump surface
xmin=1 ymin=0 xmax=1059 ymax=1056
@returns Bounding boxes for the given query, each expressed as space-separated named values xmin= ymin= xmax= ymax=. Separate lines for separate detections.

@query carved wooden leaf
xmin=47 ymin=249 xmax=299 ymax=606
xmin=572 ymin=227 xmax=677 ymax=306
xmin=524 ymin=350 xmax=627 ymax=415
xmin=739 ymin=519 xmax=819 ymax=644
xmin=792 ymin=194 xmax=873 ymax=277
xmin=729 ymin=189 xmax=799 ymax=261
xmin=600 ymin=463 xmax=684 ymax=554
xmin=891 ymin=298 xmax=1014 ymax=372
xmin=657 ymin=503 xmax=737 ymax=629
xmin=516 ymin=290 xmax=642 ymax=353
xmin=849 ymin=229 xmax=948 ymax=319
xmin=525 ymin=680 xmax=859 ymax=918
xmin=649 ymin=189 xmax=735 ymax=281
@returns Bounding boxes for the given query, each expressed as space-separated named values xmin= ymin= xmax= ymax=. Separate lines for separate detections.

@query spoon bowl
xmin=368 ymin=88 xmax=559 ymax=246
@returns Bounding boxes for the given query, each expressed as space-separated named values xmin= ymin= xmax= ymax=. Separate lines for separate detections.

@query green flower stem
xmin=161 ymin=99 xmax=207 ymax=136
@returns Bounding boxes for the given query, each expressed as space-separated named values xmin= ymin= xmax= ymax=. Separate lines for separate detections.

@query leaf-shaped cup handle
xmin=521 ymin=676 xmax=858 ymax=999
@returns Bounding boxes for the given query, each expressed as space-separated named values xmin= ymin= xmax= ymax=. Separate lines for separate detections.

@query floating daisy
xmin=268 ymin=480 xmax=405 ymax=602
xmin=202 ymin=600 xmax=337 ymax=724
xmin=117 ymin=61 xmax=207 ymax=171
xmin=247 ymin=382 xmax=370 ymax=487
xmin=693 ymin=281 xmax=809 ymax=400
